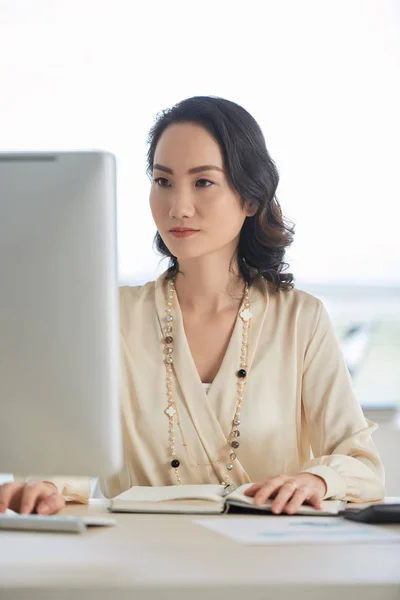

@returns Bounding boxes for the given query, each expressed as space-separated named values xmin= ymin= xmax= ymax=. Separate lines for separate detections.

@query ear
xmin=244 ymin=201 xmax=258 ymax=218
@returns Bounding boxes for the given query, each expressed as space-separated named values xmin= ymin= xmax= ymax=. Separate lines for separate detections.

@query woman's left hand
xmin=244 ymin=473 xmax=328 ymax=514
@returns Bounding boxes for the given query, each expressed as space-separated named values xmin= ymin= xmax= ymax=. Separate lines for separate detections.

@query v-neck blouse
xmin=43 ymin=274 xmax=385 ymax=504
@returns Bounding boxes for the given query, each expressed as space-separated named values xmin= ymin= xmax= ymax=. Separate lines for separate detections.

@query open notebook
xmin=109 ymin=483 xmax=346 ymax=515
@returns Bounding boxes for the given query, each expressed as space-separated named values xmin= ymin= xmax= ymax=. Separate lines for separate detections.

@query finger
xmin=42 ymin=481 xmax=58 ymax=494
xmin=284 ymin=486 xmax=311 ymax=514
xmin=36 ymin=492 xmax=65 ymax=515
xmin=20 ymin=482 xmax=51 ymax=515
xmin=244 ymin=483 xmax=264 ymax=496
xmin=271 ymin=481 xmax=298 ymax=514
xmin=253 ymin=477 xmax=289 ymax=506
xmin=0 ymin=482 xmax=21 ymax=512
xmin=306 ymin=491 xmax=324 ymax=510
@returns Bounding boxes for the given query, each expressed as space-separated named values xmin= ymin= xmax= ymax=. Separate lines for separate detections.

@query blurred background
xmin=0 ymin=0 xmax=399 ymax=492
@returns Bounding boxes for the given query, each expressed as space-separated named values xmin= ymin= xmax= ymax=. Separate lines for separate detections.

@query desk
xmin=0 ymin=499 xmax=399 ymax=600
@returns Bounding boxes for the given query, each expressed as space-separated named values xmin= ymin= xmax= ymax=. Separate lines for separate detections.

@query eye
xmin=154 ymin=177 xmax=171 ymax=187
xmin=195 ymin=179 xmax=213 ymax=188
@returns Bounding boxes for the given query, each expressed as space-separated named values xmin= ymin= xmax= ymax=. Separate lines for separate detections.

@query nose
xmin=169 ymin=189 xmax=195 ymax=220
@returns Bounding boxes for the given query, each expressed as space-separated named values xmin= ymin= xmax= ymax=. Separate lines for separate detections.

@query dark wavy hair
xmin=147 ymin=96 xmax=295 ymax=291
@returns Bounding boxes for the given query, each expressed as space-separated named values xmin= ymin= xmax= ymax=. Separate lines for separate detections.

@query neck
xmin=173 ymin=252 xmax=245 ymax=314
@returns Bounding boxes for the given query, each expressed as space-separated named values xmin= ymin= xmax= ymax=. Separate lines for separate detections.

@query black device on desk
xmin=344 ymin=504 xmax=400 ymax=524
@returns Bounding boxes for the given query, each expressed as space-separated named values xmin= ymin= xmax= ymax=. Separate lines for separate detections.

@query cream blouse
xmin=47 ymin=274 xmax=385 ymax=503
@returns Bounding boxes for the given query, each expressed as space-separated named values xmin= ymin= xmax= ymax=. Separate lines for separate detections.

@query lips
xmin=169 ymin=227 xmax=199 ymax=238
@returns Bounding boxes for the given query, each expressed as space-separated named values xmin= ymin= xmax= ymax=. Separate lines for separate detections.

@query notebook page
xmin=227 ymin=484 xmax=346 ymax=514
xmin=114 ymin=484 xmax=225 ymax=503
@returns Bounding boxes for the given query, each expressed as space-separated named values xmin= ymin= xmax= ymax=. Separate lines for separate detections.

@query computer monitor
xmin=0 ymin=151 xmax=122 ymax=478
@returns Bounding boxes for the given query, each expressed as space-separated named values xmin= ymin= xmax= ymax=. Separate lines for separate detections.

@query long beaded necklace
xmin=163 ymin=279 xmax=252 ymax=486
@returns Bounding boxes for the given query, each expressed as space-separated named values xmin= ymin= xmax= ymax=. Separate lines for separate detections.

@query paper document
xmin=195 ymin=516 xmax=400 ymax=545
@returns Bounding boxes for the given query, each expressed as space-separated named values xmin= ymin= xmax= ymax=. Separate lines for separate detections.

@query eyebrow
xmin=153 ymin=163 xmax=224 ymax=175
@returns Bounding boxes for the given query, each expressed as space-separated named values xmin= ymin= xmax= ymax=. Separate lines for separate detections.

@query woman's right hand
xmin=0 ymin=480 xmax=65 ymax=515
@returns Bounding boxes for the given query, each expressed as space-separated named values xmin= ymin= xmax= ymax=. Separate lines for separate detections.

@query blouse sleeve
xmin=300 ymin=300 xmax=385 ymax=503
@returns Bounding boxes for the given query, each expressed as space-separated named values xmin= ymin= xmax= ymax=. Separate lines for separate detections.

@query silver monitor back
xmin=0 ymin=151 xmax=122 ymax=477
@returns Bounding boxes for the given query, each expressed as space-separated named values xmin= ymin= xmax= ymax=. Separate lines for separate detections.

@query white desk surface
xmin=0 ymin=499 xmax=399 ymax=600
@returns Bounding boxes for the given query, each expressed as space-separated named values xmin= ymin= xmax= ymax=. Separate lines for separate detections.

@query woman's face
xmin=149 ymin=122 xmax=256 ymax=262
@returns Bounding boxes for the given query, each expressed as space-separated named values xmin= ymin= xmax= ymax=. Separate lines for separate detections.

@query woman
xmin=0 ymin=96 xmax=384 ymax=516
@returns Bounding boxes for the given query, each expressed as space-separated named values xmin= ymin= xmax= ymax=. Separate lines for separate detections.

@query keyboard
xmin=0 ymin=509 xmax=117 ymax=533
